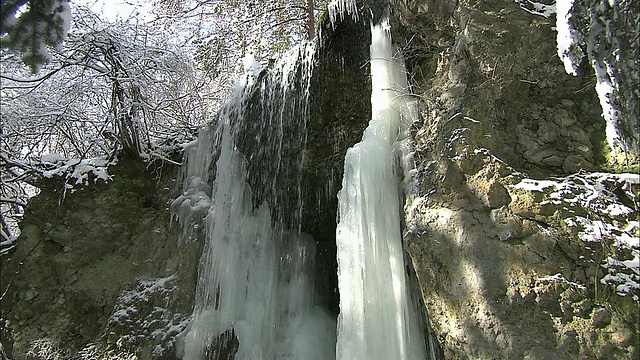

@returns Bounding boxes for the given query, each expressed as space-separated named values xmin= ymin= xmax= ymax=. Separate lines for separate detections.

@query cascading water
xmin=173 ymin=43 xmax=336 ymax=359
xmin=335 ymin=15 xmax=428 ymax=360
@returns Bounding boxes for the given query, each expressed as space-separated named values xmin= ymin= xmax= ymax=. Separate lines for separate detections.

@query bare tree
xmin=1 ymin=0 xmax=331 ymax=253
xmin=152 ymin=0 xmax=326 ymax=104
xmin=0 ymin=5 xmax=210 ymax=250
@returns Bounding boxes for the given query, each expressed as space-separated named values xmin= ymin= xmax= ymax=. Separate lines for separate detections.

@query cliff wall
xmin=394 ymin=0 xmax=638 ymax=358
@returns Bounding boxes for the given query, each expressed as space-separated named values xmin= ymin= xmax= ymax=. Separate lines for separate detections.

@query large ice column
xmin=181 ymin=125 xmax=336 ymax=359
xmin=335 ymin=18 xmax=427 ymax=360
xmin=182 ymin=125 xmax=278 ymax=359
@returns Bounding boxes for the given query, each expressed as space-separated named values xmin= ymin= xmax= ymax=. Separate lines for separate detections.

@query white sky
xmin=70 ymin=0 xmax=154 ymax=22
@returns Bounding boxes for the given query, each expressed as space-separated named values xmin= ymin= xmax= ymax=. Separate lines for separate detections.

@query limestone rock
xmin=397 ymin=0 xmax=639 ymax=358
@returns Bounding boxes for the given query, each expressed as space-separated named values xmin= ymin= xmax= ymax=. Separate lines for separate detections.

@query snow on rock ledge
xmin=509 ymin=172 xmax=640 ymax=300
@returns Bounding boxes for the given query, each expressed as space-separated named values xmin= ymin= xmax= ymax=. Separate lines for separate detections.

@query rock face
xmin=302 ymin=8 xmax=373 ymax=314
xmin=0 ymin=159 xmax=200 ymax=358
xmin=392 ymin=0 xmax=639 ymax=358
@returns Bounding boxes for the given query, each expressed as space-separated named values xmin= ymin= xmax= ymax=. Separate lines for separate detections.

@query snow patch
xmin=511 ymin=172 xmax=639 ymax=299
xmin=511 ymin=173 xmax=638 ymax=215
xmin=601 ymin=253 xmax=640 ymax=300
xmin=107 ymin=275 xmax=189 ymax=356
xmin=41 ymin=155 xmax=113 ymax=191
xmin=556 ymin=0 xmax=580 ymax=76
xmin=56 ymin=0 xmax=71 ymax=50
xmin=552 ymin=0 xmax=633 ymax=154
xmin=538 ymin=273 xmax=587 ymax=290
xmin=514 ymin=0 xmax=557 ymax=18
xmin=242 ymin=52 xmax=262 ymax=81
xmin=510 ymin=178 xmax=558 ymax=192
xmin=591 ymin=58 xmax=622 ymax=151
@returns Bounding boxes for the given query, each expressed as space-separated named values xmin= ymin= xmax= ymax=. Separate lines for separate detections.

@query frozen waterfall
xmin=335 ymin=18 xmax=428 ymax=360
xmin=181 ymin=125 xmax=336 ymax=359
xmin=173 ymin=6 xmax=430 ymax=359
xmin=173 ymin=43 xmax=337 ymax=360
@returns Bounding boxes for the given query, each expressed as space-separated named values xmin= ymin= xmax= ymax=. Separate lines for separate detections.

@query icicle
xmin=328 ymin=0 xmax=359 ymax=28
xmin=335 ymin=17 xmax=427 ymax=360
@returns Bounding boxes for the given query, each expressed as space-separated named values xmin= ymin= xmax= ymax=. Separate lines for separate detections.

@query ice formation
xmin=554 ymin=0 xmax=632 ymax=153
xmin=335 ymin=18 xmax=427 ymax=360
xmin=328 ymin=0 xmax=359 ymax=27
xmin=181 ymin=126 xmax=335 ymax=359
xmin=555 ymin=0 xmax=580 ymax=76
xmin=174 ymin=43 xmax=336 ymax=359
xmin=174 ymin=9 xmax=430 ymax=360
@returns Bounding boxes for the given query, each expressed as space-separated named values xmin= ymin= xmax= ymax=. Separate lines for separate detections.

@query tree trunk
xmin=306 ymin=0 xmax=315 ymax=39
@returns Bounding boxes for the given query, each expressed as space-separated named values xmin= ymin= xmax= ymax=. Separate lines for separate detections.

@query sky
xmin=71 ymin=0 xmax=154 ymax=22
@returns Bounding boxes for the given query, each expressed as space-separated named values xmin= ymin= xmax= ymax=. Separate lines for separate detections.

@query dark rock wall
xmin=1 ymin=159 xmax=200 ymax=358
xmin=302 ymin=7 xmax=372 ymax=315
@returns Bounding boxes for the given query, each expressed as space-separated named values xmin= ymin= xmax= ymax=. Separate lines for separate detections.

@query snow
xmin=73 ymin=0 xmax=154 ymax=22
xmin=107 ymin=275 xmax=189 ymax=356
xmin=510 ymin=179 xmax=555 ymax=192
xmin=335 ymin=18 xmax=426 ymax=360
xmin=510 ymin=172 xmax=638 ymax=247
xmin=40 ymin=153 xmax=66 ymax=163
xmin=624 ymin=221 xmax=640 ymax=232
xmin=526 ymin=1 xmax=556 ymax=17
xmin=41 ymin=155 xmax=113 ymax=190
xmin=591 ymin=56 xmax=622 ymax=151
xmin=514 ymin=1 xmax=557 ymax=18
xmin=511 ymin=172 xmax=639 ymax=299
xmin=574 ymin=217 xmax=611 ymax=242
xmin=538 ymin=273 xmax=587 ymax=291
xmin=555 ymin=0 xmax=580 ymax=76
xmin=57 ymin=0 xmax=72 ymax=50
xmin=115 ymin=275 xmax=176 ymax=306
xmin=510 ymin=173 xmax=639 ymax=217
xmin=553 ymin=0 xmax=630 ymax=153
xmin=601 ymin=254 xmax=640 ymax=300
xmin=242 ymin=52 xmax=262 ymax=78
